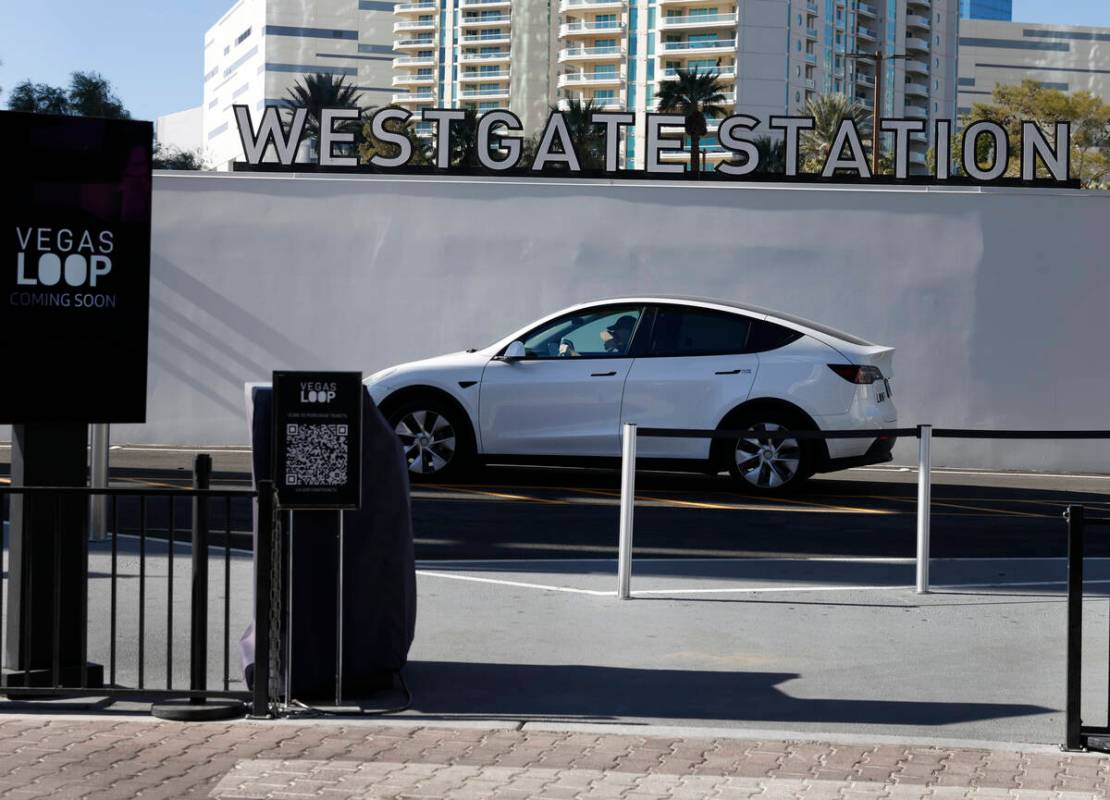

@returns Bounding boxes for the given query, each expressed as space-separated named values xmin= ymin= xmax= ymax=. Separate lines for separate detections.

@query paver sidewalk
xmin=0 ymin=716 xmax=1105 ymax=799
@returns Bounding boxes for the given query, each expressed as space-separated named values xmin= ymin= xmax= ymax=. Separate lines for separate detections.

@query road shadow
xmin=402 ymin=661 xmax=1052 ymax=726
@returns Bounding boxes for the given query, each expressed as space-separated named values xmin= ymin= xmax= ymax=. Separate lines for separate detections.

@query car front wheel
xmin=727 ymin=420 xmax=810 ymax=493
xmin=386 ymin=397 xmax=473 ymax=481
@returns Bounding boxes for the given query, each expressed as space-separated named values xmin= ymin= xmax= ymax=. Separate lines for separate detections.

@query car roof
xmin=585 ymin=295 xmax=877 ymax=348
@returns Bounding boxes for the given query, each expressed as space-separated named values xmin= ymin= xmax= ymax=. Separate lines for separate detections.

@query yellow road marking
xmin=868 ymin=494 xmax=1051 ymax=519
xmin=424 ymin=485 xmax=568 ymax=505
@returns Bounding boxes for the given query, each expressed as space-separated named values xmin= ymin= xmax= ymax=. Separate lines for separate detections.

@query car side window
xmin=519 ymin=307 xmax=643 ymax=359
xmin=648 ymin=307 xmax=752 ymax=357
xmin=745 ymin=319 xmax=803 ymax=353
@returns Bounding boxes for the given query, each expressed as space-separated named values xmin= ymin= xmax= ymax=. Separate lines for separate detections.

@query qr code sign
xmin=284 ymin=424 xmax=349 ymax=487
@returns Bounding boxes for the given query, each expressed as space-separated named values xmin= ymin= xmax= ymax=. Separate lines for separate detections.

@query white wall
xmin=122 ymin=170 xmax=1110 ymax=471
xmin=154 ymin=106 xmax=203 ymax=154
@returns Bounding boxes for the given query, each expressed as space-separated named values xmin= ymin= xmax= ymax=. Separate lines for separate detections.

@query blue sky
xmin=1 ymin=0 xmax=1109 ymax=122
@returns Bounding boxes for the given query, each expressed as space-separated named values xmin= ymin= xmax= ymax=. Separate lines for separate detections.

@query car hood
xmin=365 ymin=350 xmax=491 ymax=388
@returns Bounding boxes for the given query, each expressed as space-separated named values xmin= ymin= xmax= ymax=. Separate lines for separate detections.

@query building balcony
xmin=659 ymin=38 xmax=735 ymax=55
xmin=805 ymin=27 xmax=818 ymax=39
xmin=659 ymin=144 xmax=732 ymax=161
xmin=911 ymin=130 xmax=928 ymax=143
xmin=806 ymin=0 xmax=818 ymax=11
xmin=907 ymin=0 xmax=930 ymax=8
xmin=559 ymin=20 xmax=625 ymax=37
xmin=804 ymin=77 xmax=815 ymax=89
xmin=905 ymin=103 xmax=928 ymax=118
xmin=857 ymin=2 xmax=876 ymax=16
xmin=857 ymin=26 xmax=876 ymax=41
xmin=804 ymin=51 xmax=816 ymax=63
xmin=909 ymin=150 xmax=927 ymax=165
xmin=392 ymin=92 xmax=436 ymax=104
xmin=659 ymin=64 xmax=736 ymax=80
xmin=393 ymin=19 xmax=435 ymax=32
xmin=856 ymin=72 xmax=874 ymax=87
xmin=905 ymin=82 xmax=928 ymax=97
xmin=557 ymin=71 xmax=624 ymax=88
xmin=558 ymin=96 xmax=624 ymax=110
xmin=457 ymin=87 xmax=511 ymax=99
xmin=459 ymin=13 xmax=511 ymax=27
xmin=558 ymin=45 xmax=625 ymax=62
xmin=394 ymin=1 xmax=437 ymax=12
xmin=393 ymin=54 xmax=436 ymax=67
xmin=459 ymin=0 xmax=511 ymax=7
xmin=392 ymin=73 xmax=436 ymax=86
xmin=558 ymin=0 xmax=624 ymax=11
xmin=461 ymin=31 xmax=511 ymax=44
xmin=460 ymin=69 xmax=510 ymax=81
xmin=856 ymin=95 xmax=873 ymax=109
xmin=394 ymin=37 xmax=437 ymax=50
xmin=657 ymin=0 xmax=725 ymax=8
xmin=906 ymin=59 xmax=929 ymax=75
xmin=907 ymin=14 xmax=930 ymax=30
xmin=459 ymin=50 xmax=512 ymax=63
xmin=905 ymin=36 xmax=930 ymax=51
xmin=658 ymin=13 xmax=737 ymax=31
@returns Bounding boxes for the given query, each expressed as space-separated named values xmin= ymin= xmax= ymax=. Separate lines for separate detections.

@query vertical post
xmin=252 ymin=481 xmax=273 ymax=718
xmin=89 ymin=424 xmax=109 ymax=542
xmin=617 ymin=423 xmax=637 ymax=600
xmin=872 ymin=51 xmax=883 ymax=176
xmin=335 ymin=511 xmax=344 ymax=707
xmin=1065 ymin=505 xmax=1085 ymax=751
xmin=916 ymin=424 xmax=932 ymax=594
xmin=190 ymin=454 xmax=212 ymax=704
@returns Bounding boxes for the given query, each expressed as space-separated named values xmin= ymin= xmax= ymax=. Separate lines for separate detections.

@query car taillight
xmin=828 ymin=364 xmax=884 ymax=384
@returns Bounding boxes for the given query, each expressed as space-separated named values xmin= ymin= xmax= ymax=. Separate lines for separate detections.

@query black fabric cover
xmin=240 ymin=386 xmax=417 ymax=700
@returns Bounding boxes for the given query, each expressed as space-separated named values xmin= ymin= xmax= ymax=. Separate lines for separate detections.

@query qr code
xmin=284 ymin=424 xmax=349 ymax=487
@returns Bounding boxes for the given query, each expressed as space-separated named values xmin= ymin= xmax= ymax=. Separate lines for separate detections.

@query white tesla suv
xmin=365 ymin=297 xmax=898 ymax=492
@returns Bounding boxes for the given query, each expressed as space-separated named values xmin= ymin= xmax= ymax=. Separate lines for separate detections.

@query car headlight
xmin=368 ymin=367 xmax=398 ymax=383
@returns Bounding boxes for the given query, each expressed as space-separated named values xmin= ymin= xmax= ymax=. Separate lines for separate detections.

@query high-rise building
xmin=394 ymin=0 xmax=959 ymax=172
xmin=958 ymin=20 xmax=1110 ymax=115
xmin=959 ymin=0 xmax=1011 ymax=22
xmin=203 ymin=0 xmax=396 ymax=170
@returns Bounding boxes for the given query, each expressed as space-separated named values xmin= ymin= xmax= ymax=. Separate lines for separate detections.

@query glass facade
xmin=959 ymin=0 xmax=1012 ymax=21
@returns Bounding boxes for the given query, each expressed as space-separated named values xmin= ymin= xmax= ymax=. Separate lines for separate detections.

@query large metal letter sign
xmin=272 ymin=372 xmax=363 ymax=509
xmin=1 ymin=112 xmax=152 ymax=423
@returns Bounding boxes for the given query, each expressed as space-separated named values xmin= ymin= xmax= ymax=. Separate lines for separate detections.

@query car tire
xmin=724 ymin=411 xmax=814 ymax=494
xmin=384 ymin=395 xmax=474 ymax=482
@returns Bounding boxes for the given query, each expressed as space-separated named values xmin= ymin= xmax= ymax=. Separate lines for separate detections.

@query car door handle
xmin=591 ymin=370 xmax=617 ymax=377
xmin=715 ymin=369 xmax=745 ymax=375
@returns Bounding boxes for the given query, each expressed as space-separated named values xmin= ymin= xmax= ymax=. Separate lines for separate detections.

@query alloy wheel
xmin=734 ymin=423 xmax=801 ymax=490
xmin=395 ymin=410 xmax=457 ymax=476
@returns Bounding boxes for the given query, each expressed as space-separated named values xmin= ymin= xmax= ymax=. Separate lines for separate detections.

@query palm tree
xmin=655 ymin=68 xmax=728 ymax=176
xmin=799 ymin=94 xmax=870 ymax=173
xmin=284 ymin=73 xmax=364 ymax=156
xmin=451 ymin=109 xmax=481 ymax=168
xmin=753 ymin=135 xmax=786 ymax=174
xmin=358 ymin=107 xmax=433 ymax=166
xmin=555 ymin=98 xmax=605 ymax=170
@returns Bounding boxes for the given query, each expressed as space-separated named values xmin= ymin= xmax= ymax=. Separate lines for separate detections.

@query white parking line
xmin=416 ymin=570 xmax=615 ymax=596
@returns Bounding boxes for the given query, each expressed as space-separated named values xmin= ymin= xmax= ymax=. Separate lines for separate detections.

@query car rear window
xmin=745 ymin=320 xmax=803 ymax=353
xmin=649 ymin=307 xmax=752 ymax=356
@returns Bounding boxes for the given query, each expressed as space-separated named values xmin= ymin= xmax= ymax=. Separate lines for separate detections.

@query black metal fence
xmin=1064 ymin=505 xmax=1110 ymax=753
xmin=0 ymin=459 xmax=270 ymax=714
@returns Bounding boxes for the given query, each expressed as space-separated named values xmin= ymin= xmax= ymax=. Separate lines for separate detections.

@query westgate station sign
xmin=234 ymin=104 xmax=1076 ymax=185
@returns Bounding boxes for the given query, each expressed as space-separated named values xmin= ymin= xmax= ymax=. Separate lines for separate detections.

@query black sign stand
xmin=2 ymin=425 xmax=104 ymax=688
xmin=271 ymin=371 xmax=363 ymax=707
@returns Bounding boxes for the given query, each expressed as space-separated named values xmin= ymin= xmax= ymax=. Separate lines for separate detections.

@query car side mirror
xmin=502 ymin=341 xmax=526 ymax=361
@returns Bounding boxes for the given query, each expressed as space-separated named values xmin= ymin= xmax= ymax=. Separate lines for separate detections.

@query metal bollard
xmin=190 ymin=454 xmax=212 ymax=704
xmin=1064 ymin=505 xmax=1085 ymax=751
xmin=89 ymin=424 xmax=109 ymax=541
xmin=617 ymin=423 xmax=637 ymax=600
xmin=916 ymin=425 xmax=932 ymax=594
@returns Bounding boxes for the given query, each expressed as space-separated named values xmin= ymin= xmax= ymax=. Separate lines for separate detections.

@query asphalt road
xmin=3 ymin=444 xmax=1109 ymax=561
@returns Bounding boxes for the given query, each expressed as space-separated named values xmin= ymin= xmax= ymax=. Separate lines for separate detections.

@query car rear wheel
xmin=726 ymin=419 xmax=811 ymax=493
xmin=386 ymin=397 xmax=473 ymax=481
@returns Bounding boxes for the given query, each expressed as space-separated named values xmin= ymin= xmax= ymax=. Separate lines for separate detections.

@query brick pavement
xmin=0 ymin=716 xmax=1105 ymax=799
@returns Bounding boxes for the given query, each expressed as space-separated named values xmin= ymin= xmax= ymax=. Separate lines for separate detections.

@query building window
xmin=235 ymin=27 xmax=251 ymax=46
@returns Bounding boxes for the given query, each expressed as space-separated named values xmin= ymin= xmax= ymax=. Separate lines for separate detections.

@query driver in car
xmin=600 ymin=315 xmax=636 ymax=354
